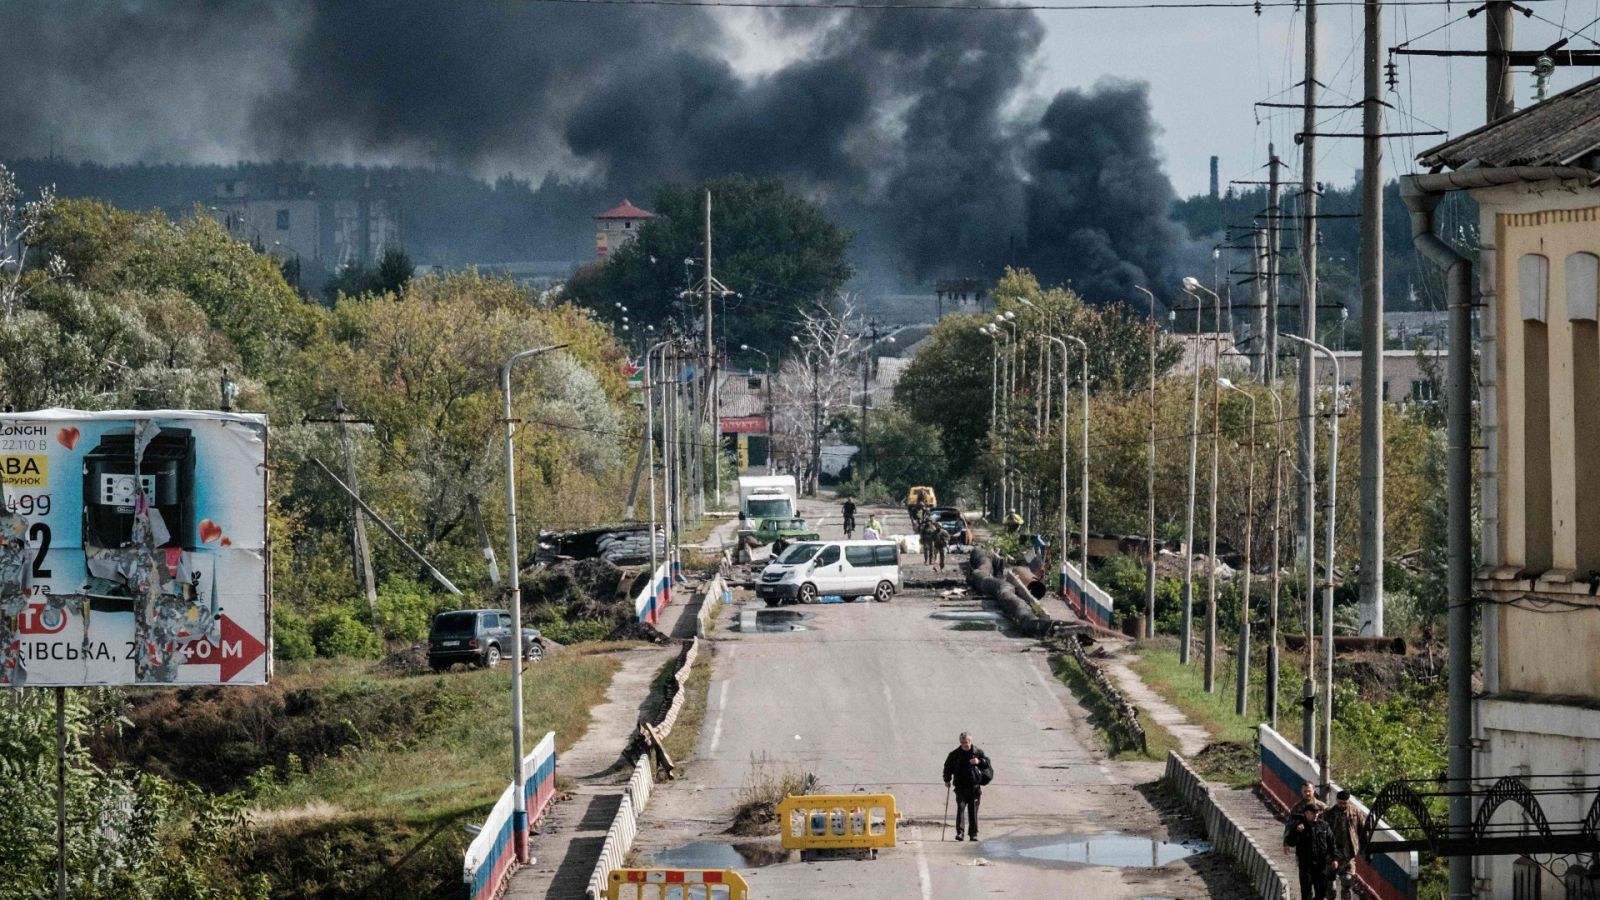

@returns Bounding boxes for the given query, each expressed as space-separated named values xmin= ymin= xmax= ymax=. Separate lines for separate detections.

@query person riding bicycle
xmin=842 ymin=497 xmax=857 ymax=538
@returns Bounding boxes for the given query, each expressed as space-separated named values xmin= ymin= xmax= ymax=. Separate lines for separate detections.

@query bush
xmin=538 ymin=617 xmax=612 ymax=645
xmin=373 ymin=577 xmax=450 ymax=642
xmin=273 ymin=608 xmax=316 ymax=661
xmin=310 ymin=607 xmax=384 ymax=658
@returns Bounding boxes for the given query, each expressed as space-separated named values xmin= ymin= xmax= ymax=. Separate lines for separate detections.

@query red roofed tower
xmin=595 ymin=199 xmax=654 ymax=259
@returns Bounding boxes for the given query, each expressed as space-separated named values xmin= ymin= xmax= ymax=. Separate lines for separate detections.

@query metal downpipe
xmin=1400 ymin=176 xmax=1473 ymax=899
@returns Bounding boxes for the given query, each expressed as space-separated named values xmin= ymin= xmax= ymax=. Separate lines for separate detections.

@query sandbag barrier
xmin=583 ymin=573 xmax=724 ymax=900
xmin=1163 ymin=752 xmax=1293 ymax=900
xmin=965 ymin=547 xmax=1055 ymax=636
xmin=1061 ymin=635 xmax=1148 ymax=755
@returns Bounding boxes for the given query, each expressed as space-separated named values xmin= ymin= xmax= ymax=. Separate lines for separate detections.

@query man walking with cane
xmin=942 ymin=732 xmax=992 ymax=842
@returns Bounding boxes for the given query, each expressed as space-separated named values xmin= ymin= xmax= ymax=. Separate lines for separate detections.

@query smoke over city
xmin=0 ymin=0 xmax=1185 ymax=299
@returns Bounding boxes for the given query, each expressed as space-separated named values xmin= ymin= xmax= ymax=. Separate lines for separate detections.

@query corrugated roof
xmin=595 ymin=199 xmax=654 ymax=220
xmin=1419 ymin=74 xmax=1600 ymax=170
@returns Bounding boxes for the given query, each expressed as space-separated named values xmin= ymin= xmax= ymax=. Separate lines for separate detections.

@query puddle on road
xmin=735 ymin=609 xmax=809 ymax=633
xmin=929 ymin=610 xmax=1004 ymax=621
xmin=981 ymin=832 xmax=1211 ymax=869
xmin=646 ymin=841 xmax=795 ymax=869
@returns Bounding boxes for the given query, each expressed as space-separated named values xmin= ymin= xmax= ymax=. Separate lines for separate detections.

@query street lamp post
xmin=1062 ymin=336 xmax=1089 ymax=577
xmin=1045 ymin=336 xmax=1069 ymax=590
xmin=740 ymin=344 xmax=772 ymax=466
xmin=1263 ymin=385 xmax=1286 ymax=729
xmin=1219 ymin=378 xmax=1256 ymax=717
xmin=1201 ymin=280 xmax=1224 ymax=694
xmin=500 ymin=342 xmax=567 ymax=864
xmin=1134 ymin=286 xmax=1160 ymax=639
xmin=645 ymin=340 xmax=673 ymax=579
xmin=1177 ymin=279 xmax=1207 ymax=665
xmin=982 ymin=327 xmax=1002 ymax=519
xmin=1283 ymin=332 xmax=1339 ymax=791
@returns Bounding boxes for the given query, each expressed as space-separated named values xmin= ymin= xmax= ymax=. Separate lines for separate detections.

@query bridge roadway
xmin=627 ymin=499 xmax=1249 ymax=899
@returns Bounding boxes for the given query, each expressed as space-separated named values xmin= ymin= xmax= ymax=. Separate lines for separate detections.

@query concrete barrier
xmin=1258 ymin=725 xmax=1417 ymax=900
xmin=633 ymin=559 xmax=674 ymax=625
xmin=1059 ymin=559 xmax=1114 ymax=630
xmin=1163 ymin=751 xmax=1293 ymax=900
xmin=584 ymin=578 xmax=718 ymax=899
xmin=463 ymin=731 xmax=558 ymax=900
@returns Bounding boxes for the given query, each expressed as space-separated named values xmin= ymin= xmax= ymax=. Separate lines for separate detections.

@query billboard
xmin=0 ymin=410 xmax=269 ymax=686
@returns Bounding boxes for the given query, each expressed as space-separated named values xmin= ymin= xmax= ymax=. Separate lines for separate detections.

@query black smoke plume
xmin=0 ymin=0 xmax=1182 ymax=301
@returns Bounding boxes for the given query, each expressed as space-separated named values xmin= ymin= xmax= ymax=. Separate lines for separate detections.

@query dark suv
xmin=427 ymin=609 xmax=543 ymax=671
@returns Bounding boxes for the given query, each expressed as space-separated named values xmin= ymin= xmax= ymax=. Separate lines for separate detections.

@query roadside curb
xmin=1162 ymin=751 xmax=1292 ymax=900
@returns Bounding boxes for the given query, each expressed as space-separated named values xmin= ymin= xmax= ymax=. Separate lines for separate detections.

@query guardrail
xmin=606 ymin=869 xmax=749 ymax=899
xmin=1259 ymin=725 xmax=1417 ymax=900
xmin=1164 ymin=751 xmax=1292 ymax=900
xmin=584 ymin=573 xmax=722 ymax=899
xmin=463 ymin=731 xmax=558 ymax=900
xmin=1059 ymin=559 xmax=1114 ymax=630
xmin=776 ymin=793 xmax=899 ymax=854
xmin=634 ymin=559 xmax=674 ymax=624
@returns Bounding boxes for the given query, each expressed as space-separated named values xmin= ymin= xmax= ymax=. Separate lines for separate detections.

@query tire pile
xmin=537 ymin=525 xmax=665 ymax=567
xmin=965 ymin=547 xmax=1054 ymax=636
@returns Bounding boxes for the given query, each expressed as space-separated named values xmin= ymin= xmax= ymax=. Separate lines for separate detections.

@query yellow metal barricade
xmin=774 ymin=793 xmax=899 ymax=853
xmin=606 ymin=868 xmax=749 ymax=900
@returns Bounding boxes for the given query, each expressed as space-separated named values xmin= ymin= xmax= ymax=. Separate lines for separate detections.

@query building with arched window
xmin=1416 ymin=75 xmax=1600 ymax=898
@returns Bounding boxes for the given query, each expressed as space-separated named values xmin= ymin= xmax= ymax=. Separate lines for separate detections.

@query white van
xmin=755 ymin=540 xmax=901 ymax=605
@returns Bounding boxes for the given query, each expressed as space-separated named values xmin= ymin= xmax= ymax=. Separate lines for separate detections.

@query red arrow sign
xmin=181 ymin=615 xmax=266 ymax=682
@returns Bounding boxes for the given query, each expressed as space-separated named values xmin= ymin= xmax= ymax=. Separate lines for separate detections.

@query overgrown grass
xmin=263 ymin=655 xmax=617 ymax=817
xmin=239 ymin=652 xmax=620 ymax=897
xmin=1127 ymin=644 xmax=1263 ymax=747
xmin=1052 ymin=652 xmax=1177 ymax=760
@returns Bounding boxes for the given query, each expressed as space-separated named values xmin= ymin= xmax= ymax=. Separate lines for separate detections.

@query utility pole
xmin=1205 ymin=290 xmax=1222 ymax=694
xmin=1360 ymin=0 xmax=1386 ymax=637
xmin=703 ymin=189 xmax=716 ymax=516
xmin=1266 ymin=149 xmax=1282 ymax=385
xmin=1299 ymin=0 xmax=1322 ymax=762
xmin=310 ymin=397 xmax=378 ymax=621
xmin=1487 ymin=0 xmax=1515 ymax=122
xmin=861 ymin=320 xmax=892 ymax=482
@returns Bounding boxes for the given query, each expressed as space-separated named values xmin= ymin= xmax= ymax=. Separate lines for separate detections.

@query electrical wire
xmin=526 ymin=0 xmax=1545 ymax=9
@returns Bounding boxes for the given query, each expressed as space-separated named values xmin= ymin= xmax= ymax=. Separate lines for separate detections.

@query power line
xmin=526 ymin=0 xmax=1536 ymax=9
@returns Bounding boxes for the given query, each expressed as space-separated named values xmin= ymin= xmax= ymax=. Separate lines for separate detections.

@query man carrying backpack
xmin=942 ymin=731 xmax=993 ymax=842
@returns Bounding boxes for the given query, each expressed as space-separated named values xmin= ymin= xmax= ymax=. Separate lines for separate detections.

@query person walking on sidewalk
xmin=1284 ymin=799 xmax=1336 ymax=900
xmin=942 ymin=732 xmax=993 ymax=842
xmin=1324 ymin=790 xmax=1362 ymax=899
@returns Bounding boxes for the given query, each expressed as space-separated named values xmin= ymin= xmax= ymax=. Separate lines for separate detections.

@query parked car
xmin=927 ymin=506 xmax=973 ymax=545
xmin=756 ymin=540 xmax=901 ymax=605
xmin=428 ymin=609 xmax=543 ymax=671
xmin=752 ymin=517 xmax=820 ymax=546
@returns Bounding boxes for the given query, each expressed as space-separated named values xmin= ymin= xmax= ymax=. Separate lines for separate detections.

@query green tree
xmin=564 ymin=176 xmax=854 ymax=360
xmin=0 ymin=690 xmax=264 ymax=899
xmin=28 ymin=199 xmax=320 ymax=379
xmin=322 ymin=247 xmax=414 ymax=303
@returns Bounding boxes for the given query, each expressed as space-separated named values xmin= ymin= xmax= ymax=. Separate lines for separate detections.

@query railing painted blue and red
xmin=463 ymin=731 xmax=558 ymax=900
xmin=1259 ymin=725 xmax=1417 ymax=900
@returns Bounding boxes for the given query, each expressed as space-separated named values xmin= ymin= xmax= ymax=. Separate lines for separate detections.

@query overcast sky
xmin=5 ymin=1 xmax=1597 ymax=202
xmin=1025 ymin=0 xmax=1600 ymax=196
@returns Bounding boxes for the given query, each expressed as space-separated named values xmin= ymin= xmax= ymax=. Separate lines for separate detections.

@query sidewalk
xmin=1101 ymin=645 xmax=1307 ymax=898
xmin=503 ymin=579 xmax=708 ymax=899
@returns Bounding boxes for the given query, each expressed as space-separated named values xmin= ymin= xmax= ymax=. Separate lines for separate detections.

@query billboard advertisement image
xmin=0 ymin=410 xmax=270 ymax=686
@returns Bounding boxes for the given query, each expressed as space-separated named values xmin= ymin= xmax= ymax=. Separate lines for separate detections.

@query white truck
xmin=738 ymin=474 xmax=798 ymax=523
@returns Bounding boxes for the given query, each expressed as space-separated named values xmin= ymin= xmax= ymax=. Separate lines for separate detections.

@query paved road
xmin=630 ymin=498 xmax=1248 ymax=898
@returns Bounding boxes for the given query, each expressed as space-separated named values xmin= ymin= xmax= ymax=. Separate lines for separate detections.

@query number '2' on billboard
xmin=0 ymin=410 xmax=269 ymax=686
